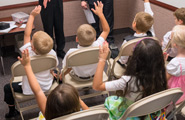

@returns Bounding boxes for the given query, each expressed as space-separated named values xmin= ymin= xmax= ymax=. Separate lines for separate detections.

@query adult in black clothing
xmin=39 ymin=0 xmax=65 ymax=58
xmin=81 ymin=0 xmax=114 ymax=45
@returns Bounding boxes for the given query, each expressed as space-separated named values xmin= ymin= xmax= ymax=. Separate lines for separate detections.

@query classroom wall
xmin=0 ymin=0 xmax=175 ymax=46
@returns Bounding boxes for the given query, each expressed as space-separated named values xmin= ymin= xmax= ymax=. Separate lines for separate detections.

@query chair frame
xmin=120 ymin=88 xmax=183 ymax=120
xmin=61 ymin=47 xmax=111 ymax=99
xmin=111 ymin=37 xmax=159 ymax=78
xmin=53 ymin=105 xmax=109 ymax=120
xmin=10 ymin=54 xmax=58 ymax=120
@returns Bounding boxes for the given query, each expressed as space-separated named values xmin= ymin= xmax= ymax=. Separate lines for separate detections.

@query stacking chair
xmin=53 ymin=106 xmax=109 ymax=120
xmin=119 ymin=88 xmax=183 ymax=120
xmin=111 ymin=37 xmax=159 ymax=78
xmin=61 ymin=47 xmax=111 ymax=99
xmin=10 ymin=55 xmax=58 ymax=120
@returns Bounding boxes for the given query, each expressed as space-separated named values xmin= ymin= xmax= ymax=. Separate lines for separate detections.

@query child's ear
xmin=172 ymin=43 xmax=178 ymax=48
xmin=76 ymin=36 xmax=79 ymax=42
xmin=179 ymin=19 xmax=184 ymax=25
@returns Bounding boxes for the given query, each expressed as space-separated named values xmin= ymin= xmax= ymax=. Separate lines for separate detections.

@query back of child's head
xmin=32 ymin=31 xmax=53 ymax=55
xmin=124 ymin=38 xmax=167 ymax=98
xmin=174 ymin=8 xmax=185 ymax=25
xmin=77 ymin=24 xmax=96 ymax=47
xmin=134 ymin=12 xmax=154 ymax=33
xmin=45 ymin=83 xmax=80 ymax=120
xmin=171 ymin=25 xmax=185 ymax=49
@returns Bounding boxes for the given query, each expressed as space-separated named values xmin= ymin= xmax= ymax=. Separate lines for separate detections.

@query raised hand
xmin=18 ymin=49 xmax=30 ymax=67
xmin=99 ymin=41 xmax=109 ymax=62
xmin=91 ymin=1 xmax=103 ymax=17
xmin=30 ymin=5 xmax=42 ymax=17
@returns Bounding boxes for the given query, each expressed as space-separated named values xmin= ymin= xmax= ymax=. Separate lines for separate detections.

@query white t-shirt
xmin=162 ymin=31 xmax=177 ymax=57
xmin=19 ymin=42 xmax=58 ymax=95
xmin=62 ymin=36 xmax=105 ymax=77
xmin=105 ymin=76 xmax=142 ymax=101
xmin=167 ymin=57 xmax=185 ymax=76
xmin=119 ymin=2 xmax=155 ymax=64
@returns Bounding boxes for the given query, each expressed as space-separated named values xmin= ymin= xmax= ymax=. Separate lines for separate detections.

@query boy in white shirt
xmin=4 ymin=5 xmax=58 ymax=118
xmin=119 ymin=0 xmax=155 ymax=65
xmin=162 ymin=8 xmax=185 ymax=61
xmin=60 ymin=1 xmax=109 ymax=81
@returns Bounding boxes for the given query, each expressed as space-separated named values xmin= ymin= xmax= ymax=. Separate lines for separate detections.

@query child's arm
xmin=18 ymin=49 xmax=47 ymax=116
xmin=59 ymin=68 xmax=72 ymax=80
xmin=93 ymin=41 xmax=109 ymax=91
xmin=79 ymin=98 xmax=89 ymax=110
xmin=91 ymin=1 xmax=110 ymax=40
xmin=24 ymin=5 xmax=41 ymax=45
xmin=166 ymin=72 xmax=172 ymax=81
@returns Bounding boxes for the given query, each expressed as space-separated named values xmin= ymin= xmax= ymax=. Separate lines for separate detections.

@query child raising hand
xmin=18 ymin=49 xmax=88 ymax=120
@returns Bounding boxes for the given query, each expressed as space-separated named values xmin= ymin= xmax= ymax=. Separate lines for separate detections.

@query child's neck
xmin=135 ymin=30 xmax=144 ymax=34
xmin=177 ymin=47 xmax=185 ymax=57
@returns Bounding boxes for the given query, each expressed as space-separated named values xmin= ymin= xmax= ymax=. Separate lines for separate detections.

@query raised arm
xmin=91 ymin=1 xmax=110 ymax=40
xmin=93 ymin=41 xmax=109 ymax=91
xmin=24 ymin=5 xmax=41 ymax=45
xmin=79 ymin=98 xmax=89 ymax=110
xmin=18 ymin=49 xmax=46 ymax=116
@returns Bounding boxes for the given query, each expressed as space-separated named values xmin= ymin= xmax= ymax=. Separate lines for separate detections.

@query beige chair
xmin=167 ymin=99 xmax=185 ymax=120
xmin=111 ymin=37 xmax=159 ymax=78
xmin=119 ymin=88 xmax=183 ymax=120
xmin=61 ymin=47 xmax=111 ymax=99
xmin=53 ymin=106 xmax=109 ymax=120
xmin=10 ymin=55 xmax=59 ymax=120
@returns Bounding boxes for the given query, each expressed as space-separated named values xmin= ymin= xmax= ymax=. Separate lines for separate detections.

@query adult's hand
xmin=43 ymin=0 xmax=51 ymax=9
xmin=81 ymin=1 xmax=88 ymax=9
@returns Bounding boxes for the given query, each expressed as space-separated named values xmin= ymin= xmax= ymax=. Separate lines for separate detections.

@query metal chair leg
xmin=0 ymin=56 xmax=5 ymax=75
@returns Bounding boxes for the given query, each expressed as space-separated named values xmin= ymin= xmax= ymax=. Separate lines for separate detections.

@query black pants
xmin=39 ymin=0 xmax=65 ymax=56
xmin=89 ymin=0 xmax=114 ymax=44
xmin=4 ymin=82 xmax=22 ymax=105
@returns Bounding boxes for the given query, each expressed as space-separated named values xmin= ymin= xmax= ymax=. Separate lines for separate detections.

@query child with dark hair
xmin=18 ymin=49 xmax=88 ymax=120
xmin=93 ymin=39 xmax=167 ymax=119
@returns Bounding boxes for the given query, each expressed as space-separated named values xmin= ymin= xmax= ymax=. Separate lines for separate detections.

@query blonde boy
xmin=119 ymin=0 xmax=154 ymax=65
xmin=61 ymin=1 xmax=110 ymax=80
xmin=162 ymin=8 xmax=185 ymax=60
xmin=4 ymin=5 xmax=58 ymax=118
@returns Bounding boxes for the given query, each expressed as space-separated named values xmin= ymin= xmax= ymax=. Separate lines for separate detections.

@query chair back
xmin=63 ymin=47 xmax=111 ymax=79
xmin=11 ymin=55 xmax=57 ymax=78
xmin=66 ymin=47 xmax=108 ymax=67
xmin=53 ymin=107 xmax=109 ymax=120
xmin=112 ymin=37 xmax=159 ymax=78
xmin=120 ymin=88 xmax=183 ymax=120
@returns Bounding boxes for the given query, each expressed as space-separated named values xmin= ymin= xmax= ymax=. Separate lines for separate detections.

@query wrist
xmin=99 ymin=57 xmax=106 ymax=62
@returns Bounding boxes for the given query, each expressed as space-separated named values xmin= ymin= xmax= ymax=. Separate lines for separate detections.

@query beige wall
xmin=0 ymin=0 xmax=175 ymax=46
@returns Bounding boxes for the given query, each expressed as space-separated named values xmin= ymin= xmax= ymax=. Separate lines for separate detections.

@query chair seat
xmin=15 ymin=81 xmax=58 ymax=102
xmin=64 ymin=72 xmax=108 ymax=89
xmin=110 ymin=58 xmax=125 ymax=78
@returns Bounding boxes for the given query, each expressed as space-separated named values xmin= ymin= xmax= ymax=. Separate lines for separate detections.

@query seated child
xmin=166 ymin=25 xmax=185 ymax=104
xmin=60 ymin=1 xmax=110 ymax=81
xmin=162 ymin=8 xmax=185 ymax=61
xmin=18 ymin=49 xmax=88 ymax=120
xmin=4 ymin=5 xmax=58 ymax=118
xmin=93 ymin=39 xmax=167 ymax=120
xmin=119 ymin=0 xmax=155 ymax=65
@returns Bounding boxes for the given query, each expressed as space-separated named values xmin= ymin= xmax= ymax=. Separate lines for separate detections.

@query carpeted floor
xmin=0 ymin=28 xmax=133 ymax=120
